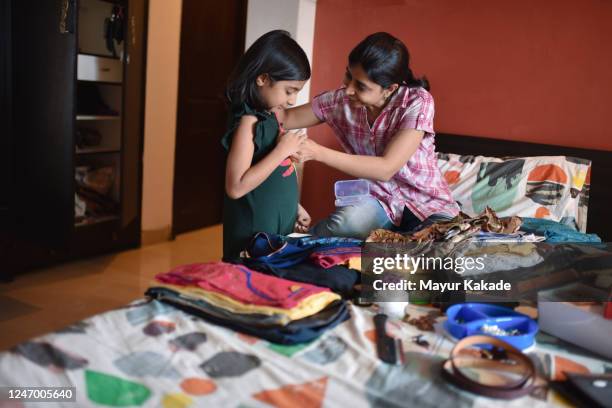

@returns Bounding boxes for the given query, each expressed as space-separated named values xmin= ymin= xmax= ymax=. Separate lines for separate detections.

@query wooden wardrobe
xmin=1 ymin=0 xmax=148 ymax=280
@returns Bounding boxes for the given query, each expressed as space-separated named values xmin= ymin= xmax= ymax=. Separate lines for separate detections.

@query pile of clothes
xmin=146 ymin=207 xmax=607 ymax=344
xmin=364 ymin=207 xmax=610 ymax=303
xmin=363 ymin=208 xmax=530 ymax=278
xmin=147 ymin=235 xmax=363 ymax=344
xmin=234 ymin=232 xmax=362 ymax=296
xmin=366 ymin=207 xmax=523 ymax=244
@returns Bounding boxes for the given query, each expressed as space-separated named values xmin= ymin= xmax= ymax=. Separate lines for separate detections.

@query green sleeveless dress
xmin=221 ymin=103 xmax=298 ymax=260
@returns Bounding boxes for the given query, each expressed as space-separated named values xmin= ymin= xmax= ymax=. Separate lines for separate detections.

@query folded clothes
xmin=146 ymin=287 xmax=348 ymax=332
xmin=309 ymin=246 xmax=362 ymax=269
xmin=520 ymin=218 xmax=601 ymax=243
xmin=235 ymin=259 xmax=359 ymax=298
xmin=154 ymin=282 xmax=339 ymax=321
xmin=289 ymin=234 xmax=363 ymax=248
xmin=155 ymin=262 xmax=337 ymax=310
xmin=466 ymin=243 xmax=537 ymax=257
xmin=246 ymin=232 xmax=362 ymax=268
xmin=461 ymin=243 xmax=544 ymax=276
xmin=348 ymin=257 xmax=361 ymax=271
xmin=146 ymin=286 xmax=292 ymax=326
xmin=148 ymin=287 xmax=351 ymax=344
xmin=473 ymin=231 xmax=545 ymax=243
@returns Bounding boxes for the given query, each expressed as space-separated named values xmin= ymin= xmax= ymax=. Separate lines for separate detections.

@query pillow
xmin=437 ymin=153 xmax=591 ymax=232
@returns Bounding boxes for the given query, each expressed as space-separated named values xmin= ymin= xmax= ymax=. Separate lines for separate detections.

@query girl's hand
xmin=295 ymin=138 xmax=321 ymax=162
xmin=277 ymin=129 xmax=307 ymax=157
xmin=294 ymin=203 xmax=311 ymax=233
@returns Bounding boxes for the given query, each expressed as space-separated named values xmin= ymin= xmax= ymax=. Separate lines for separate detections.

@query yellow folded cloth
xmin=348 ymin=256 xmax=361 ymax=271
xmin=152 ymin=282 xmax=341 ymax=321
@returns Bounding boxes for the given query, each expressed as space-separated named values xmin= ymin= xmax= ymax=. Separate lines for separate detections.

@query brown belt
xmin=441 ymin=335 xmax=539 ymax=399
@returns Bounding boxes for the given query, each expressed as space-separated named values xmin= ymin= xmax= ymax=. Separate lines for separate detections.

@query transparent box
xmin=334 ymin=179 xmax=370 ymax=207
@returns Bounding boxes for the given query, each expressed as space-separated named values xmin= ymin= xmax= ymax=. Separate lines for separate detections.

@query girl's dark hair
xmin=348 ymin=32 xmax=429 ymax=91
xmin=226 ymin=30 xmax=311 ymax=112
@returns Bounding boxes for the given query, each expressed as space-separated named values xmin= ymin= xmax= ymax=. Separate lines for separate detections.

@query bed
xmin=1 ymin=134 xmax=611 ymax=408
xmin=1 ymin=299 xmax=610 ymax=408
xmin=435 ymin=133 xmax=612 ymax=241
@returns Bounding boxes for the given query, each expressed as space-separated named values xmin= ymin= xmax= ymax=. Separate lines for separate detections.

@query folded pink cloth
xmin=155 ymin=262 xmax=329 ymax=309
xmin=309 ymin=247 xmax=361 ymax=269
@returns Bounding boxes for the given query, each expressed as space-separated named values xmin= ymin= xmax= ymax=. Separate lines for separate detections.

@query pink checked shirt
xmin=312 ymin=86 xmax=460 ymax=225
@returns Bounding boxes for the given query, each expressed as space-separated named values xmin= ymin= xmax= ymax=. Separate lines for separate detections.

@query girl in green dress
xmin=222 ymin=30 xmax=312 ymax=260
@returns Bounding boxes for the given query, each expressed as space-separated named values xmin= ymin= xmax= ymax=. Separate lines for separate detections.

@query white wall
xmin=141 ymin=0 xmax=182 ymax=242
xmin=294 ymin=0 xmax=317 ymax=106
xmin=245 ymin=0 xmax=299 ymax=49
xmin=245 ymin=0 xmax=317 ymax=106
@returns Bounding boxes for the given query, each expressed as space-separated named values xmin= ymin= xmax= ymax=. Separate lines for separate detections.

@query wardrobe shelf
xmin=77 ymin=115 xmax=121 ymax=121
xmin=75 ymin=215 xmax=120 ymax=228
xmin=76 ymin=147 xmax=121 ymax=155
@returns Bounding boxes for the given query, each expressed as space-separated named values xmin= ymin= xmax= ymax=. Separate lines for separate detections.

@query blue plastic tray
xmin=444 ymin=303 xmax=538 ymax=350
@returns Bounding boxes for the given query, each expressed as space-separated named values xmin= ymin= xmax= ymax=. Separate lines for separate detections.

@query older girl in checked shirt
xmin=279 ymin=32 xmax=460 ymax=239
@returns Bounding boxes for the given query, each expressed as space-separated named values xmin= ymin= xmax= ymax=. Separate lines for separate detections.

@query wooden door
xmin=10 ymin=0 xmax=77 ymax=247
xmin=172 ymin=0 xmax=247 ymax=234
xmin=120 ymin=0 xmax=147 ymax=243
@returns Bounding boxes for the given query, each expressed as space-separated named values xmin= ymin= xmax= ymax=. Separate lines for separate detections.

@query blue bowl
xmin=444 ymin=303 xmax=538 ymax=350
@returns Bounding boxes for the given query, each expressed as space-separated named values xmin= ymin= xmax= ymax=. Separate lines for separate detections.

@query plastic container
xmin=444 ymin=303 xmax=538 ymax=350
xmin=334 ymin=179 xmax=370 ymax=207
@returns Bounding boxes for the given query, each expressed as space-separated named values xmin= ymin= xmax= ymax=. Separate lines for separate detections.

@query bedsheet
xmin=0 ymin=300 xmax=610 ymax=407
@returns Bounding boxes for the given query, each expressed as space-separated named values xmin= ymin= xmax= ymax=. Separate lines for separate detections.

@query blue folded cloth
xmin=246 ymin=232 xmax=362 ymax=268
xmin=240 ymin=232 xmax=361 ymax=297
xmin=520 ymin=217 xmax=601 ymax=243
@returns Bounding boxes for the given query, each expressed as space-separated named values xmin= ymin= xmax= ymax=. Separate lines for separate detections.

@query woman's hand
xmin=303 ymin=129 xmax=424 ymax=181
xmin=294 ymin=203 xmax=312 ymax=233
xmin=294 ymin=138 xmax=321 ymax=163
xmin=276 ymin=129 xmax=307 ymax=157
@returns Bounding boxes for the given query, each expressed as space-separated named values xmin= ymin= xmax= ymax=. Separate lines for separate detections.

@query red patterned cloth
xmin=156 ymin=262 xmax=331 ymax=309
xmin=309 ymin=247 xmax=361 ymax=269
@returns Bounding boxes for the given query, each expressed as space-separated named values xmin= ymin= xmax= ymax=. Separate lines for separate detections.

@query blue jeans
xmin=310 ymin=197 xmax=453 ymax=239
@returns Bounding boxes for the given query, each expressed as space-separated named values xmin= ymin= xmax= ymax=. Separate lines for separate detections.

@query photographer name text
xmin=372 ymin=279 xmax=511 ymax=292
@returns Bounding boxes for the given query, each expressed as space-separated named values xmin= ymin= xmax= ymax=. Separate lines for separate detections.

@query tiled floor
xmin=0 ymin=225 xmax=223 ymax=351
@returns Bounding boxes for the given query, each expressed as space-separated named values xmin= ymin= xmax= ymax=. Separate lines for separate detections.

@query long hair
xmin=226 ymin=30 xmax=311 ymax=112
xmin=348 ymin=32 xmax=429 ymax=91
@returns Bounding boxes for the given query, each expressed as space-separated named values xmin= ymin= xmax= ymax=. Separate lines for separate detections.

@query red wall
xmin=303 ymin=0 xmax=612 ymax=221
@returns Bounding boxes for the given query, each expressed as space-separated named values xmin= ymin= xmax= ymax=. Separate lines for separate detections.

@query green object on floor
xmin=268 ymin=341 xmax=313 ymax=357
xmin=85 ymin=369 xmax=152 ymax=406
